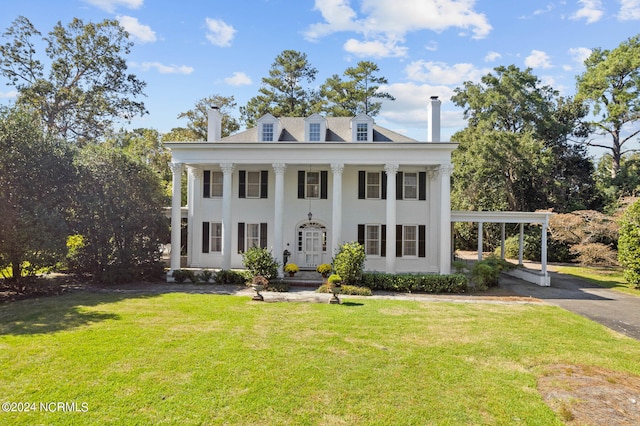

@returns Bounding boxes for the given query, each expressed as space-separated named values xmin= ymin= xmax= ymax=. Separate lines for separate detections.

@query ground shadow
xmin=0 ymin=290 xmax=157 ymax=336
xmin=340 ymin=301 xmax=364 ymax=307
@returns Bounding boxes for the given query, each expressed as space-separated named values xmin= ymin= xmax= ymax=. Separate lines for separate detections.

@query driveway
xmin=500 ymin=271 xmax=640 ymax=340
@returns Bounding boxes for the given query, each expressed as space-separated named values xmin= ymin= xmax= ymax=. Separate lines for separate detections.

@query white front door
xmin=303 ymin=229 xmax=322 ymax=268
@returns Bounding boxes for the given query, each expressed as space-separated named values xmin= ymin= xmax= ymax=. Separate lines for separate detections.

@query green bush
xmin=360 ymin=272 xmax=468 ymax=294
xmin=197 ymin=270 xmax=213 ymax=283
xmin=316 ymin=283 xmax=372 ymax=296
xmin=618 ymin=199 xmax=640 ymax=288
xmin=333 ymin=241 xmax=366 ymax=286
xmin=242 ymin=247 xmax=279 ymax=280
xmin=266 ymin=279 xmax=290 ymax=292
xmin=214 ymin=269 xmax=249 ymax=285
xmin=496 ymin=233 xmax=574 ymax=263
xmin=172 ymin=269 xmax=196 ymax=284
xmin=470 ymin=256 xmax=515 ymax=290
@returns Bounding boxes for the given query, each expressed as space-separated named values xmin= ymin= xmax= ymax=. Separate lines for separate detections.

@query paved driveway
xmin=500 ymin=272 xmax=640 ymax=340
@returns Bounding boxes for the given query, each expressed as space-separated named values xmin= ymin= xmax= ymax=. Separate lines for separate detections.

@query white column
xmin=169 ymin=162 xmax=183 ymax=273
xmin=518 ymin=223 xmax=524 ymax=266
xmin=331 ymin=163 xmax=344 ymax=256
xmin=541 ymin=222 xmax=548 ymax=279
xmin=220 ymin=163 xmax=234 ymax=270
xmin=500 ymin=223 xmax=506 ymax=260
xmin=273 ymin=163 xmax=287 ymax=277
xmin=384 ymin=163 xmax=399 ymax=274
xmin=439 ymin=163 xmax=453 ymax=274
xmin=477 ymin=222 xmax=483 ymax=261
xmin=187 ymin=167 xmax=202 ymax=266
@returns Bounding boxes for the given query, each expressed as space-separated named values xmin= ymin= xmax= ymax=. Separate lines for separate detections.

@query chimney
xmin=207 ymin=107 xmax=222 ymax=142
xmin=427 ymin=96 xmax=441 ymax=142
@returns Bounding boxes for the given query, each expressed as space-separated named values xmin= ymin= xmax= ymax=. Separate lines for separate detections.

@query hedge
xmin=360 ymin=272 xmax=468 ymax=293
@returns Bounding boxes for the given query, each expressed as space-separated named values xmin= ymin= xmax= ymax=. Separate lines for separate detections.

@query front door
xmin=303 ymin=228 xmax=322 ymax=268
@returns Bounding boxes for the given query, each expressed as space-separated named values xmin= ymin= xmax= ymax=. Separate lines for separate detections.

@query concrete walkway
xmin=499 ymin=271 xmax=640 ymax=340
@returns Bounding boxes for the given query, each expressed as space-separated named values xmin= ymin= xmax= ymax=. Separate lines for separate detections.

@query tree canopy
xmin=177 ymin=94 xmax=240 ymax=140
xmin=0 ymin=16 xmax=147 ymax=143
xmin=576 ymin=33 xmax=640 ymax=178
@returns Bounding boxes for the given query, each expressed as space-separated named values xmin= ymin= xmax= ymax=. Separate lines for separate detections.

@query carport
xmin=450 ymin=211 xmax=553 ymax=286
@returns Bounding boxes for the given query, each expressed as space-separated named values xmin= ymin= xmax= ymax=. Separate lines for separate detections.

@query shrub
xmin=214 ymin=269 xmax=248 ymax=285
xmin=172 ymin=269 xmax=195 ymax=284
xmin=317 ymin=283 xmax=372 ymax=296
xmin=619 ymin=199 xmax=640 ymax=288
xmin=242 ymin=247 xmax=279 ymax=280
xmin=316 ymin=263 xmax=332 ymax=275
xmin=284 ymin=263 xmax=299 ymax=274
xmin=360 ymin=272 xmax=468 ymax=294
xmin=333 ymin=242 xmax=366 ymax=286
xmin=197 ymin=270 xmax=213 ymax=283
xmin=470 ymin=256 xmax=515 ymax=290
xmin=572 ymin=243 xmax=618 ymax=267
xmin=327 ymin=273 xmax=342 ymax=286
xmin=266 ymin=279 xmax=290 ymax=292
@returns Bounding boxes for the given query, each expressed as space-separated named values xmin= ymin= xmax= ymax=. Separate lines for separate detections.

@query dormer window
xmin=351 ymin=114 xmax=374 ymax=142
xmin=304 ymin=114 xmax=327 ymax=142
xmin=257 ymin=114 xmax=281 ymax=142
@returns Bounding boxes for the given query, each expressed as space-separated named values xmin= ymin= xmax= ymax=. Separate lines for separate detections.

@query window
xmin=238 ymin=222 xmax=267 ymax=252
xmin=403 ymin=225 xmax=417 ymax=256
xmin=365 ymin=224 xmax=380 ymax=256
xmin=262 ymin=123 xmax=274 ymax=141
xmin=211 ymin=171 xmax=223 ymax=197
xmin=202 ymin=221 xmax=222 ymax=253
xmin=366 ymin=172 xmax=380 ymax=199
xmin=246 ymin=171 xmax=261 ymax=198
xmin=298 ymin=170 xmax=328 ymax=199
xmin=403 ymin=173 xmax=418 ymax=200
xmin=356 ymin=123 xmax=368 ymax=141
xmin=309 ymin=122 xmax=321 ymax=141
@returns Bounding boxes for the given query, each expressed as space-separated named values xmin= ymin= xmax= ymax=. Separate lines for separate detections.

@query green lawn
xmin=2 ymin=291 xmax=640 ymax=425
xmin=555 ymin=265 xmax=640 ymax=295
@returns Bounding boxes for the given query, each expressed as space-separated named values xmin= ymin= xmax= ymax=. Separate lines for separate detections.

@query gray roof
xmin=221 ymin=116 xmax=417 ymax=143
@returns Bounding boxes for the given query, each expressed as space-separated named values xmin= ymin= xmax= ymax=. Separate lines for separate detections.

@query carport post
xmin=477 ymin=222 xmax=483 ymax=261
xmin=518 ymin=223 xmax=524 ymax=266
xmin=500 ymin=223 xmax=505 ymax=260
xmin=541 ymin=222 xmax=548 ymax=278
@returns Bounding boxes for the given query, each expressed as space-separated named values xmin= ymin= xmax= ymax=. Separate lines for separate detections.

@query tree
xmin=320 ymin=61 xmax=395 ymax=117
xmin=177 ymin=94 xmax=240 ymax=140
xmin=576 ymin=34 xmax=640 ymax=178
xmin=71 ymin=144 xmax=168 ymax=283
xmin=618 ymin=199 xmax=640 ymax=288
xmin=0 ymin=106 xmax=75 ymax=285
xmin=240 ymin=50 xmax=318 ymax=127
xmin=452 ymin=65 xmax=599 ymax=213
xmin=0 ymin=16 xmax=146 ymax=143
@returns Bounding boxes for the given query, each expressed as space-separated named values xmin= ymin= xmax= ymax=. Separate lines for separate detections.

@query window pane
xmin=247 ymin=171 xmax=260 ymax=198
xmin=211 ymin=171 xmax=223 ymax=197
xmin=404 ymin=225 xmax=417 ymax=256
xmin=366 ymin=225 xmax=379 ymax=255
xmin=357 ymin=123 xmax=368 ymax=141
xmin=306 ymin=171 xmax=319 ymax=198
xmin=247 ymin=223 xmax=260 ymax=248
xmin=366 ymin=172 xmax=380 ymax=198
xmin=404 ymin=172 xmax=417 ymax=199
xmin=262 ymin=123 xmax=273 ymax=141
xmin=210 ymin=222 xmax=222 ymax=252
xmin=309 ymin=123 xmax=320 ymax=141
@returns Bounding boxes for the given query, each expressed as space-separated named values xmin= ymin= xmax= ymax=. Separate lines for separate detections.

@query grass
xmin=555 ymin=265 xmax=640 ymax=295
xmin=2 ymin=292 xmax=640 ymax=424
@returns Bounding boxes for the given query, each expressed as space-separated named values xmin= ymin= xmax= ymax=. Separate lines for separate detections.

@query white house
xmin=164 ymin=96 xmax=457 ymax=278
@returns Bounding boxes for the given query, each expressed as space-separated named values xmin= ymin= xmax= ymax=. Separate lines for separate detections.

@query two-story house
xmin=165 ymin=96 xmax=457 ymax=278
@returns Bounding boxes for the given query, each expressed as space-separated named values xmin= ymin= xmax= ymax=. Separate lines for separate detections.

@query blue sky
xmin=1 ymin=0 xmax=639 ymax=148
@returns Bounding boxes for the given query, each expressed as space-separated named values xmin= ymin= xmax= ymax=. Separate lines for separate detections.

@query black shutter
xmin=381 ymin=225 xmax=386 ymax=257
xmin=396 ymin=171 xmax=403 ymax=200
xmin=298 ymin=171 xmax=305 ymax=199
xmin=357 ymin=224 xmax=365 ymax=245
xmin=260 ymin=223 xmax=268 ymax=248
xmin=260 ymin=170 xmax=268 ymax=198
xmin=396 ymin=225 xmax=403 ymax=257
xmin=202 ymin=222 xmax=210 ymax=253
xmin=419 ymin=225 xmax=426 ymax=258
xmin=320 ymin=171 xmax=328 ymax=199
xmin=358 ymin=171 xmax=366 ymax=199
xmin=419 ymin=172 xmax=427 ymax=201
xmin=381 ymin=171 xmax=387 ymax=200
xmin=239 ymin=171 xmax=246 ymax=198
xmin=203 ymin=170 xmax=211 ymax=198
xmin=238 ymin=222 xmax=245 ymax=253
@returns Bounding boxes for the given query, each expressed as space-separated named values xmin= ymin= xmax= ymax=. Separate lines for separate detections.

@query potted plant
xmin=249 ymin=275 xmax=268 ymax=301
xmin=327 ymin=273 xmax=342 ymax=304
xmin=284 ymin=263 xmax=299 ymax=277
xmin=316 ymin=263 xmax=332 ymax=279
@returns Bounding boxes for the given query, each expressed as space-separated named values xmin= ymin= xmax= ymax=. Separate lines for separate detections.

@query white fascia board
xmin=450 ymin=211 xmax=552 ymax=225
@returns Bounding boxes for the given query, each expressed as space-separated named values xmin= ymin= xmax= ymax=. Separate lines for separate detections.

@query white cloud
xmin=571 ymin=0 xmax=604 ymax=23
xmin=133 ymin=62 xmax=194 ymax=74
xmin=305 ymin=0 xmax=492 ymax=57
xmin=343 ymin=38 xmax=408 ymax=58
xmin=0 ymin=90 xmax=17 ymax=99
xmin=525 ymin=50 xmax=553 ymax=69
xmin=224 ymin=72 xmax=252 ymax=86
xmin=116 ymin=16 xmax=156 ymax=43
xmin=405 ymin=60 xmax=489 ymax=85
xmin=83 ymin=0 xmax=143 ymax=13
xmin=618 ymin=0 xmax=640 ymax=20
xmin=484 ymin=51 xmax=501 ymax=62
xmin=424 ymin=41 xmax=438 ymax=51
xmin=568 ymin=47 xmax=592 ymax=65
xmin=205 ymin=18 xmax=236 ymax=47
